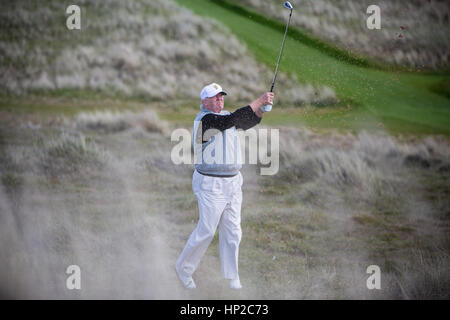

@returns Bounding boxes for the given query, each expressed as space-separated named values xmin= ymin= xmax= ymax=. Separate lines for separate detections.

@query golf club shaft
xmin=270 ymin=9 xmax=292 ymax=92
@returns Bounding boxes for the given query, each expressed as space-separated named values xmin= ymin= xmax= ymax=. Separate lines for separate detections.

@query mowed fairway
xmin=177 ymin=0 xmax=450 ymax=135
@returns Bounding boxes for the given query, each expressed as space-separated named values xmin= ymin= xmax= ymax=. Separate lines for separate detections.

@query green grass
xmin=176 ymin=0 xmax=450 ymax=136
xmin=0 ymin=89 xmax=203 ymax=129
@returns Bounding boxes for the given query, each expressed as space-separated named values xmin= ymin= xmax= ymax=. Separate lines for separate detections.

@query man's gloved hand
xmin=250 ymin=92 xmax=274 ymax=116
xmin=260 ymin=104 xmax=272 ymax=112
xmin=259 ymin=92 xmax=274 ymax=112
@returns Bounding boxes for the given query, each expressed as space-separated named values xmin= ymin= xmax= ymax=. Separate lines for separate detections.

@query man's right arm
xmin=199 ymin=92 xmax=274 ymax=142
xmin=201 ymin=92 xmax=274 ymax=133
xmin=201 ymin=105 xmax=260 ymax=134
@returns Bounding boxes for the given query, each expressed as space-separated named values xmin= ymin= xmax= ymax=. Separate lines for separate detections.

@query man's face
xmin=202 ymin=93 xmax=224 ymax=113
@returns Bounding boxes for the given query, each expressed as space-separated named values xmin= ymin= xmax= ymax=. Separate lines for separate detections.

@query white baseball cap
xmin=200 ymin=83 xmax=228 ymax=100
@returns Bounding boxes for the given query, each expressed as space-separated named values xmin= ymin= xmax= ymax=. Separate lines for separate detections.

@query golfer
xmin=176 ymin=83 xmax=274 ymax=289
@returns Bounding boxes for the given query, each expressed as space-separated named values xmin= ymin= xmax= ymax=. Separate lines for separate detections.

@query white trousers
xmin=176 ymin=170 xmax=243 ymax=280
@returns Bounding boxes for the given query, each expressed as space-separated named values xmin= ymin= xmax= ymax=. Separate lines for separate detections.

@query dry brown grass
xmin=1 ymin=114 xmax=448 ymax=298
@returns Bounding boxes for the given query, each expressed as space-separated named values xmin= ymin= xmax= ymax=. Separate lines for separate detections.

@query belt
xmin=196 ymin=170 xmax=238 ymax=178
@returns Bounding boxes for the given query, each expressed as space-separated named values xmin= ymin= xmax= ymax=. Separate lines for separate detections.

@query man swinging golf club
xmin=175 ymin=84 xmax=273 ymax=290
xmin=176 ymin=1 xmax=293 ymax=290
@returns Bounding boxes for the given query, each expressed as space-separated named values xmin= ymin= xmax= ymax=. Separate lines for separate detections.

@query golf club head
xmin=284 ymin=1 xmax=293 ymax=10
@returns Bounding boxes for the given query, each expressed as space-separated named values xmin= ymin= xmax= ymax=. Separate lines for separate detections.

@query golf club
xmin=261 ymin=1 xmax=294 ymax=112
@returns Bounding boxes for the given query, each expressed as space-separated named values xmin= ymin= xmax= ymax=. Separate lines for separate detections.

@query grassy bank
xmin=176 ymin=0 xmax=450 ymax=136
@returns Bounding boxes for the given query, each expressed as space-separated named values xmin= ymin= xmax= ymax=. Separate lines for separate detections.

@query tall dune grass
xmin=274 ymin=128 xmax=450 ymax=213
xmin=0 ymin=0 xmax=337 ymax=106
xmin=256 ymin=127 xmax=450 ymax=298
xmin=75 ymin=109 xmax=168 ymax=134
